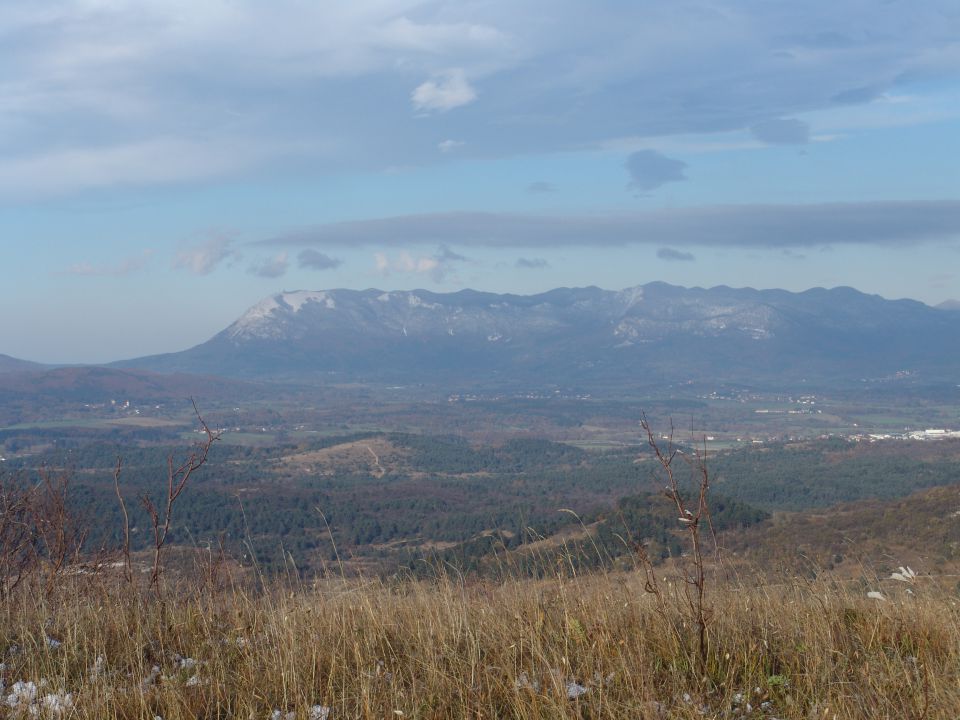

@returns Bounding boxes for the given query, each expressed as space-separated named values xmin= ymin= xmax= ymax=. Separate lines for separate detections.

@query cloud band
xmin=259 ymin=200 xmax=960 ymax=250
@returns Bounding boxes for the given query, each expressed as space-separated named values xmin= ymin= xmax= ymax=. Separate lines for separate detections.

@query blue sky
xmin=2 ymin=0 xmax=959 ymax=363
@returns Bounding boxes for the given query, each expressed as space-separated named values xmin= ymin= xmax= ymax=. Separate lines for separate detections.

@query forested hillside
xmin=5 ymin=432 xmax=958 ymax=577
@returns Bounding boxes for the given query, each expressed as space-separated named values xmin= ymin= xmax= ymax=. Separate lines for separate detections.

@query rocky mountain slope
xmin=117 ymin=283 xmax=960 ymax=390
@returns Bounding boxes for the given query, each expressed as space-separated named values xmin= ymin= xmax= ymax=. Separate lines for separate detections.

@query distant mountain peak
xmin=936 ymin=299 xmax=960 ymax=311
xmin=229 ymin=290 xmax=339 ymax=340
xmin=118 ymin=283 xmax=960 ymax=390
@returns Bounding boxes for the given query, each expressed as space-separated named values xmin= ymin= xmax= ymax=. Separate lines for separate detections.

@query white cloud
xmin=438 ymin=139 xmax=465 ymax=152
xmin=375 ymin=16 xmax=508 ymax=55
xmin=403 ymin=253 xmax=439 ymax=273
xmin=387 ymin=252 xmax=438 ymax=274
xmin=0 ymin=137 xmax=307 ymax=199
xmin=373 ymin=246 xmax=467 ymax=281
xmin=297 ymin=249 xmax=342 ymax=270
xmin=173 ymin=235 xmax=240 ymax=275
xmin=526 ymin=181 xmax=557 ymax=194
xmin=625 ymin=150 xmax=688 ymax=191
xmin=516 ymin=257 xmax=549 ymax=269
xmin=412 ymin=69 xmax=476 ymax=112
xmin=249 ymin=252 xmax=289 ymax=278
xmin=64 ymin=249 xmax=154 ymax=276
xmin=750 ymin=118 xmax=810 ymax=145
xmin=263 ymin=201 xmax=960 ymax=250
xmin=0 ymin=1 xmax=957 ymax=198
xmin=804 ymin=89 xmax=960 ymax=133
xmin=657 ymin=247 xmax=695 ymax=262
xmin=0 ymin=3 xmax=502 ymax=197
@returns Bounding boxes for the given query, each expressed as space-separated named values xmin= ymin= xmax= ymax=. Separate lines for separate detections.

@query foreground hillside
xmin=727 ymin=481 xmax=960 ymax=573
xmin=0 ymin=570 xmax=950 ymax=719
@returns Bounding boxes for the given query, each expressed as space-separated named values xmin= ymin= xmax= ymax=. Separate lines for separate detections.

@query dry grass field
xmin=0 ymin=563 xmax=954 ymax=719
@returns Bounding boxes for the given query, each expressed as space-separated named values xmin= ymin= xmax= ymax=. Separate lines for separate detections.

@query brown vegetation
xmin=279 ymin=438 xmax=407 ymax=477
xmin=0 ymin=568 xmax=953 ymax=718
xmin=726 ymin=482 xmax=960 ymax=576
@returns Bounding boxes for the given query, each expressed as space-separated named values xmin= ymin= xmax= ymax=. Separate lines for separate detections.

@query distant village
xmin=855 ymin=428 xmax=960 ymax=442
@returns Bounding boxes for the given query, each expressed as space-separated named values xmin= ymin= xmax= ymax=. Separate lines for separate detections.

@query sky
xmin=1 ymin=0 xmax=959 ymax=363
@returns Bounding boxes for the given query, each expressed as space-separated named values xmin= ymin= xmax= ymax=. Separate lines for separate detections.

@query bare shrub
xmin=0 ymin=465 xmax=90 ymax=598
xmin=30 ymin=466 xmax=89 ymax=592
xmin=637 ymin=414 xmax=718 ymax=674
xmin=0 ymin=475 xmax=37 ymax=598
xmin=138 ymin=399 xmax=220 ymax=592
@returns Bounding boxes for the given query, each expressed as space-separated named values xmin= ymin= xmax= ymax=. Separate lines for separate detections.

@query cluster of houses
xmin=860 ymin=428 xmax=960 ymax=442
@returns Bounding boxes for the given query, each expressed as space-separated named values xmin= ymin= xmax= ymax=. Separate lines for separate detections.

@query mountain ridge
xmin=0 ymin=353 xmax=47 ymax=374
xmin=113 ymin=282 xmax=960 ymax=391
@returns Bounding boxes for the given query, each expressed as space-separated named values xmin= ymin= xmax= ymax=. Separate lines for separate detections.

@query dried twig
xmin=31 ymin=467 xmax=88 ymax=594
xmin=0 ymin=478 xmax=37 ymax=598
xmin=112 ymin=456 xmax=133 ymax=583
xmin=141 ymin=399 xmax=220 ymax=592
xmin=638 ymin=413 xmax=717 ymax=672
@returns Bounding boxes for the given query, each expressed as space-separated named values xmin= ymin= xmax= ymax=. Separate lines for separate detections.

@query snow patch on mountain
xmin=617 ymin=286 xmax=644 ymax=311
xmin=282 ymin=290 xmax=335 ymax=312
xmin=226 ymin=285 xmax=787 ymax=346
xmin=228 ymin=296 xmax=283 ymax=339
xmin=407 ymin=293 xmax=440 ymax=309
xmin=228 ymin=291 xmax=341 ymax=340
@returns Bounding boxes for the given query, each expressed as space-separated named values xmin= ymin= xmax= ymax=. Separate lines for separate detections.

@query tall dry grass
xmin=0 ymin=566 xmax=954 ymax=719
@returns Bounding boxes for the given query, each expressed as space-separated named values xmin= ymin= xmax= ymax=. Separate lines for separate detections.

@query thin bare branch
xmin=638 ymin=414 xmax=716 ymax=673
xmin=112 ymin=456 xmax=133 ymax=583
xmin=145 ymin=398 xmax=221 ymax=593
